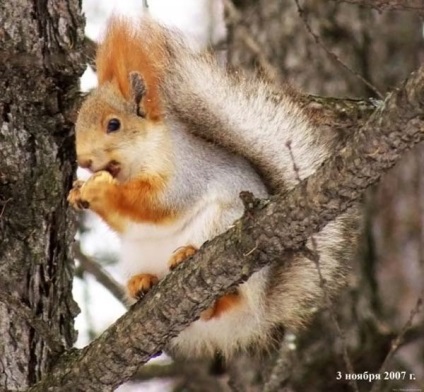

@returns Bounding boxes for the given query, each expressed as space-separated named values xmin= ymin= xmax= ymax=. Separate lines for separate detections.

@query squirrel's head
xmin=75 ymin=18 xmax=172 ymax=183
xmin=75 ymin=73 xmax=171 ymax=183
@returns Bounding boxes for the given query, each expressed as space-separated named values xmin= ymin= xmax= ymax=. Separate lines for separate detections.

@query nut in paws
xmin=68 ymin=171 xmax=117 ymax=210
xmin=87 ymin=170 xmax=116 ymax=185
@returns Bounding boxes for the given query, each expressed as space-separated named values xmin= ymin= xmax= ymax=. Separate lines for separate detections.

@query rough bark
xmin=26 ymin=65 xmax=424 ymax=392
xmin=0 ymin=1 xmax=85 ymax=390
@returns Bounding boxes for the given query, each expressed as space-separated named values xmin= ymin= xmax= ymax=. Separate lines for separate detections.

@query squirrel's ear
xmin=130 ymin=72 xmax=146 ymax=118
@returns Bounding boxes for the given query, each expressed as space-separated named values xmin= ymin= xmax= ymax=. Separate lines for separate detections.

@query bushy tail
xmin=157 ymin=36 xmax=341 ymax=193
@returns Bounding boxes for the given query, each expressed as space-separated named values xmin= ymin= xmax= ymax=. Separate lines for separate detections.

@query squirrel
xmin=68 ymin=17 xmax=360 ymax=359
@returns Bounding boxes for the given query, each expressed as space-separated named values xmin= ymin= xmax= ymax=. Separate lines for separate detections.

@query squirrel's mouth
xmin=104 ymin=160 xmax=121 ymax=178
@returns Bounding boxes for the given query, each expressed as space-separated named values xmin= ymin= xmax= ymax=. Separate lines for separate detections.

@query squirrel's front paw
xmin=168 ymin=245 xmax=197 ymax=270
xmin=68 ymin=171 xmax=117 ymax=210
xmin=127 ymin=273 xmax=159 ymax=299
xmin=67 ymin=180 xmax=88 ymax=210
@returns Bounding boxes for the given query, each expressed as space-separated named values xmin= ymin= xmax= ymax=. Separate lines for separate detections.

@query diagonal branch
xmin=73 ymin=243 xmax=127 ymax=306
xmin=27 ymin=66 xmax=424 ymax=392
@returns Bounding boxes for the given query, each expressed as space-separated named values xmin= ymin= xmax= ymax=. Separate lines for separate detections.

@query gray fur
xmin=150 ymin=24 xmax=361 ymax=354
xmin=162 ymin=116 xmax=268 ymax=211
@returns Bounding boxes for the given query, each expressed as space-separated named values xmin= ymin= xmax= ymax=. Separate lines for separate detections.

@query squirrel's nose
xmin=77 ymin=157 xmax=93 ymax=170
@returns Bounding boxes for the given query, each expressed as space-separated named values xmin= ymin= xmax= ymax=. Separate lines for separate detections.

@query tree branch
xmin=27 ymin=66 xmax=424 ymax=392
xmin=294 ymin=0 xmax=383 ymax=98
xmin=370 ymin=292 xmax=423 ymax=392
xmin=73 ymin=243 xmax=127 ymax=306
xmin=223 ymin=0 xmax=282 ymax=84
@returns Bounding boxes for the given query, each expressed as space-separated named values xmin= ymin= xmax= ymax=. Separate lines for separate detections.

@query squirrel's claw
xmin=67 ymin=186 xmax=86 ymax=211
xmin=127 ymin=273 xmax=159 ymax=299
xmin=67 ymin=170 xmax=117 ymax=211
xmin=168 ymin=245 xmax=197 ymax=270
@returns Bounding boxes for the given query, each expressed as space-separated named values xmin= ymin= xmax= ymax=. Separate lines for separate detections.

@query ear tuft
xmin=96 ymin=17 xmax=166 ymax=122
xmin=130 ymin=72 xmax=146 ymax=118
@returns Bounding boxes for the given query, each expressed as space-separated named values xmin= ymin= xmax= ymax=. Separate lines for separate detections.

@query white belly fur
xmin=118 ymin=198 xmax=271 ymax=357
xmin=169 ymin=268 xmax=270 ymax=358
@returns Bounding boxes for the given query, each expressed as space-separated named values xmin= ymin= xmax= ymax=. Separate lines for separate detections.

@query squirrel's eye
xmin=107 ymin=118 xmax=121 ymax=133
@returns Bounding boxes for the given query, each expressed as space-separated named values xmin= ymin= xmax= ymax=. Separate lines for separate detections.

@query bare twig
xmin=263 ymin=339 xmax=294 ymax=392
xmin=73 ymin=243 xmax=127 ymax=307
xmin=223 ymin=0 xmax=282 ymax=85
xmin=294 ymin=0 xmax=383 ymax=98
xmin=0 ymin=198 xmax=11 ymax=219
xmin=370 ymin=293 xmax=423 ymax=392
xmin=83 ymin=36 xmax=97 ymax=71
xmin=286 ymin=141 xmax=360 ymax=392
xmin=323 ymin=278 xmax=360 ymax=392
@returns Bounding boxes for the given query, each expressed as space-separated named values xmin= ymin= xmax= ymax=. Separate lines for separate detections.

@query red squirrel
xmin=68 ymin=17 xmax=360 ymax=358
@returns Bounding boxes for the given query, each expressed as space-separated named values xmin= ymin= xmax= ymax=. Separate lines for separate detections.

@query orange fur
xmin=201 ymin=291 xmax=242 ymax=320
xmin=127 ymin=273 xmax=159 ymax=298
xmin=212 ymin=293 xmax=242 ymax=318
xmin=93 ymin=176 xmax=176 ymax=227
xmin=69 ymin=171 xmax=177 ymax=233
xmin=96 ymin=18 xmax=168 ymax=122
xmin=168 ymin=245 xmax=198 ymax=270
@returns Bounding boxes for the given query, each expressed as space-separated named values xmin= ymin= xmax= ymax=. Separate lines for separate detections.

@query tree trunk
xmin=0 ymin=1 xmax=85 ymax=389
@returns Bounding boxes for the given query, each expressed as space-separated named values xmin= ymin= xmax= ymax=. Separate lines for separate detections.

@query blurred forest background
xmin=0 ymin=0 xmax=423 ymax=391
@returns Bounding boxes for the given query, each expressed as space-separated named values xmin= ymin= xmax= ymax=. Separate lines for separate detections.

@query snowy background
xmin=73 ymin=1 xmax=225 ymax=391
